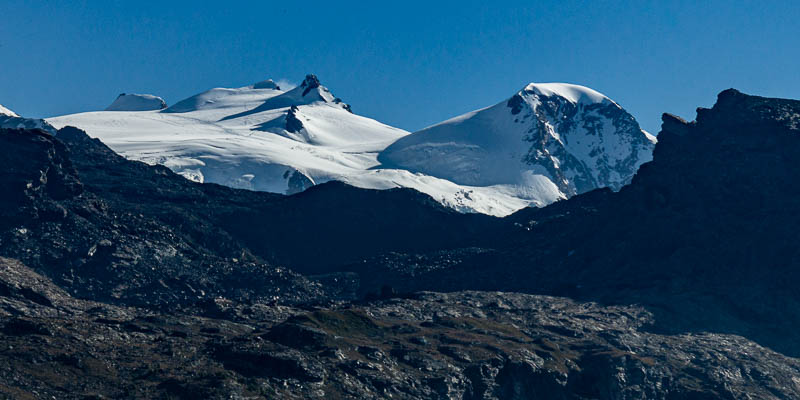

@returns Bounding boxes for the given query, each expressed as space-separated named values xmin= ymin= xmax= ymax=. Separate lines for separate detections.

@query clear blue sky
xmin=1 ymin=1 xmax=798 ymax=134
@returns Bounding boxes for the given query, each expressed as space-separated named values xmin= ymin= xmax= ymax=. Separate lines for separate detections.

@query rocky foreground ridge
xmin=1 ymin=89 xmax=800 ymax=398
xmin=2 ymin=257 xmax=799 ymax=399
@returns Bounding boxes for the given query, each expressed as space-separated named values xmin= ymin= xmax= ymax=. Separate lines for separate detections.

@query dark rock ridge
xmin=0 ymin=125 xmax=494 ymax=306
xmin=285 ymin=105 xmax=304 ymax=133
xmin=0 ymin=127 xmax=327 ymax=307
xmin=300 ymin=73 xmax=321 ymax=96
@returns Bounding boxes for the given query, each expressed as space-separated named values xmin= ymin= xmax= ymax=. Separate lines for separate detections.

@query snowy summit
xmin=47 ymin=77 xmax=655 ymax=216
xmin=379 ymin=82 xmax=656 ymax=203
xmin=0 ymin=104 xmax=19 ymax=117
xmin=0 ymin=104 xmax=56 ymax=133
xmin=105 ymin=93 xmax=168 ymax=111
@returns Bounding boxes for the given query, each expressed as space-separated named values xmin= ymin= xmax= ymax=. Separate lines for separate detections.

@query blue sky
xmin=1 ymin=1 xmax=798 ymax=134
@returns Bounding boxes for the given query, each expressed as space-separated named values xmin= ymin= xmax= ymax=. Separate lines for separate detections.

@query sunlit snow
xmin=47 ymin=78 xmax=653 ymax=216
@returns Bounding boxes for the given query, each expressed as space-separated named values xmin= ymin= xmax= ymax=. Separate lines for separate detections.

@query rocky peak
xmin=300 ymin=74 xmax=321 ymax=96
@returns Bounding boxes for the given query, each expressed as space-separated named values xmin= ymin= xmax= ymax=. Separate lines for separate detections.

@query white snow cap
xmin=105 ymin=93 xmax=167 ymax=111
xmin=253 ymin=79 xmax=280 ymax=90
xmin=524 ymin=83 xmax=611 ymax=105
xmin=0 ymin=104 xmax=18 ymax=117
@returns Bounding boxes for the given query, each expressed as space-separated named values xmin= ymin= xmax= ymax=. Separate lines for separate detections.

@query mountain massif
xmin=1 ymin=88 xmax=800 ymax=398
xmin=47 ymin=76 xmax=654 ymax=215
xmin=379 ymin=83 xmax=655 ymax=201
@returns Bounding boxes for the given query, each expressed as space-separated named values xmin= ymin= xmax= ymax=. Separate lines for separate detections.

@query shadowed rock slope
xmin=0 ymin=126 xmax=495 ymax=306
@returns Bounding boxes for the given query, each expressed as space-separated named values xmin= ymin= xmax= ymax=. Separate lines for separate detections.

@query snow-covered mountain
xmin=379 ymin=83 xmax=656 ymax=202
xmin=46 ymin=77 xmax=654 ymax=216
xmin=0 ymin=104 xmax=56 ymax=133
xmin=49 ymin=75 xmax=412 ymax=194
xmin=105 ymin=93 xmax=167 ymax=111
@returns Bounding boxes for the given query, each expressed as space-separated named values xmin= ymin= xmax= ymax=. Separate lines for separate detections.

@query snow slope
xmin=105 ymin=93 xmax=167 ymax=111
xmin=0 ymin=104 xmax=18 ymax=117
xmin=379 ymin=83 xmax=656 ymax=201
xmin=47 ymin=77 xmax=653 ymax=216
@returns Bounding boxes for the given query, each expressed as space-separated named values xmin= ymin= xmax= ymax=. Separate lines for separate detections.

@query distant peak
xmin=301 ymin=74 xmax=322 ymax=96
xmin=253 ymin=79 xmax=281 ymax=90
xmin=105 ymin=93 xmax=167 ymax=111
xmin=0 ymin=104 xmax=18 ymax=117
xmin=301 ymin=74 xmax=321 ymax=89
xmin=522 ymin=83 xmax=610 ymax=105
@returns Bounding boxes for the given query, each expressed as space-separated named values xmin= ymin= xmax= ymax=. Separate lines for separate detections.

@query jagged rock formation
xmin=0 ymin=127 xmax=323 ymax=306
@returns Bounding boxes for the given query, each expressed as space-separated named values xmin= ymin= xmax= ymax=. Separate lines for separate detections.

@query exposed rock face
xmin=0 ymin=128 xmax=82 ymax=225
xmin=284 ymin=105 xmax=304 ymax=133
xmin=514 ymin=85 xmax=656 ymax=194
xmin=0 ymin=127 xmax=326 ymax=307
xmin=0 ymin=126 xmax=493 ymax=304
xmin=300 ymin=74 xmax=321 ymax=96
